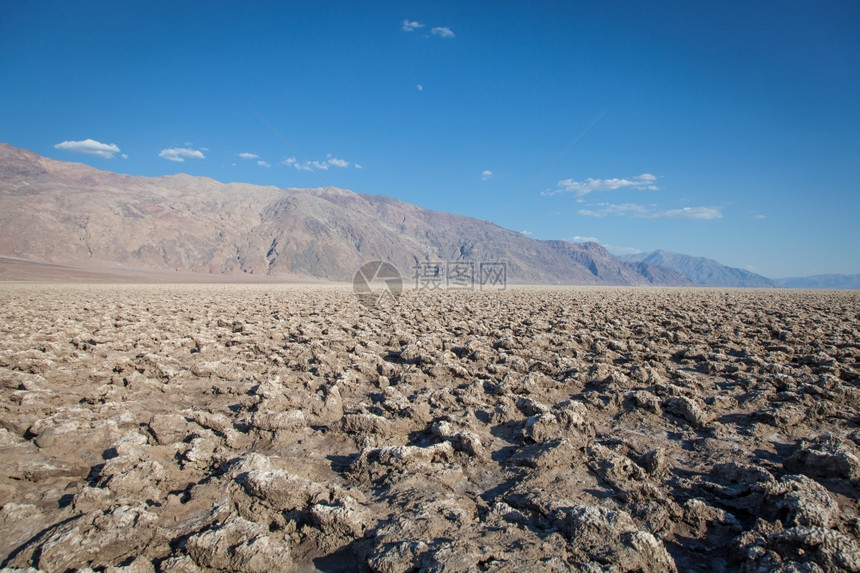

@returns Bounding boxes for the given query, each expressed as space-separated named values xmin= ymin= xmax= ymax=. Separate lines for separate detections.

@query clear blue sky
xmin=2 ymin=1 xmax=858 ymax=278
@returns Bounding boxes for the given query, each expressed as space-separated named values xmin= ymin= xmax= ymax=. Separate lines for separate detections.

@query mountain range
xmin=620 ymin=250 xmax=776 ymax=288
xmin=0 ymin=143 xmax=689 ymax=286
xmin=621 ymin=250 xmax=860 ymax=290
xmin=0 ymin=143 xmax=856 ymax=288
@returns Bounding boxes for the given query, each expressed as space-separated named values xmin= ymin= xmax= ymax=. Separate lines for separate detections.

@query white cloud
xmin=568 ymin=236 xmax=601 ymax=243
xmin=159 ymin=147 xmax=205 ymax=162
xmin=520 ymin=230 xmax=532 ymax=236
xmin=753 ymin=214 xmax=766 ymax=219
xmin=481 ymin=170 xmax=493 ymax=181
xmin=238 ymin=153 xmax=269 ymax=167
xmin=578 ymin=203 xmax=651 ymax=218
xmin=354 ymin=163 xmax=364 ymax=169
xmin=284 ymin=155 xmax=351 ymax=171
xmin=432 ymin=26 xmax=455 ymax=38
xmin=54 ymin=139 xmax=121 ymax=159
xmin=402 ymin=19 xmax=424 ymax=31
xmin=417 ymin=84 xmax=423 ymax=92
xmin=121 ymin=154 xmax=128 ymax=159
xmin=283 ymin=157 xmax=322 ymax=171
xmin=578 ymin=202 xmax=722 ymax=220
xmin=327 ymin=155 xmax=349 ymax=168
xmin=543 ymin=173 xmax=658 ymax=197
xmin=661 ymin=206 xmax=723 ymax=220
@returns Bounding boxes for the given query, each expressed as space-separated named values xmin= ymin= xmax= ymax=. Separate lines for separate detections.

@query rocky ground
xmin=0 ymin=284 xmax=858 ymax=572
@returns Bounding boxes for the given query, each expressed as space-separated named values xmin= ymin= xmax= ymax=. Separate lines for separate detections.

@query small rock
xmin=663 ymin=396 xmax=712 ymax=427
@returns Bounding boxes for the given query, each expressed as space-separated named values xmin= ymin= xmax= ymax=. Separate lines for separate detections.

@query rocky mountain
xmin=621 ymin=250 xmax=776 ymax=288
xmin=545 ymin=241 xmax=692 ymax=286
xmin=0 ymin=143 xmax=690 ymax=286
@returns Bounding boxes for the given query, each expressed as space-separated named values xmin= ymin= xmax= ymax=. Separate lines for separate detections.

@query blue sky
xmin=2 ymin=1 xmax=858 ymax=278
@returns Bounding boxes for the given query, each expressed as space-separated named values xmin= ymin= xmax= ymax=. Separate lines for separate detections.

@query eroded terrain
xmin=0 ymin=284 xmax=858 ymax=572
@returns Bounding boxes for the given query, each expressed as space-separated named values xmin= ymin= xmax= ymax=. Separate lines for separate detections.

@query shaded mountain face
xmin=622 ymin=250 xmax=776 ymax=288
xmin=0 ymin=143 xmax=690 ymax=285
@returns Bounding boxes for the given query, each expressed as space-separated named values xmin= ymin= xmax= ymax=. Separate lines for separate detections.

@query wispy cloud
xmin=402 ymin=19 xmax=424 ymax=32
xmin=431 ymin=26 xmax=455 ymax=38
xmin=578 ymin=202 xmax=722 ymax=220
xmin=543 ymin=173 xmax=658 ymax=197
xmin=568 ymin=235 xmax=601 ymax=243
xmin=661 ymin=206 xmax=723 ymax=220
xmin=520 ymin=230 xmax=532 ymax=236
xmin=327 ymin=155 xmax=349 ymax=168
xmin=284 ymin=157 xmax=326 ymax=171
xmin=283 ymin=155 xmax=352 ymax=171
xmin=417 ymin=84 xmax=423 ymax=92
xmin=578 ymin=203 xmax=652 ymax=218
xmin=54 ymin=139 xmax=120 ymax=159
xmin=238 ymin=152 xmax=270 ymax=167
xmin=481 ymin=170 xmax=493 ymax=181
xmin=234 ymin=153 xmax=271 ymax=167
xmin=159 ymin=147 xmax=205 ymax=162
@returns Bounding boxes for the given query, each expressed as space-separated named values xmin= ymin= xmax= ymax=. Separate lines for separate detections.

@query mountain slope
xmin=622 ymin=250 xmax=776 ymax=287
xmin=544 ymin=241 xmax=692 ymax=286
xmin=0 ymin=143 xmax=689 ymax=285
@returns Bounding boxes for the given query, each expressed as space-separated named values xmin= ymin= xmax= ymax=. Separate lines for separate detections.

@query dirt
xmin=0 ymin=284 xmax=858 ymax=572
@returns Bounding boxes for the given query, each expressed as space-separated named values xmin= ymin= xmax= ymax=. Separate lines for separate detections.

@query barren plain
xmin=0 ymin=284 xmax=858 ymax=572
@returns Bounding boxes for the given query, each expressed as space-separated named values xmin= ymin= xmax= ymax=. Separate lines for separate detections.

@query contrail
xmin=447 ymin=110 xmax=607 ymax=263
xmin=254 ymin=110 xmax=337 ymax=191
xmin=492 ymin=109 xmax=606 ymax=224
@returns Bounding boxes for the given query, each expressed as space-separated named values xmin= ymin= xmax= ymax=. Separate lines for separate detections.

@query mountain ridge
xmin=621 ymin=249 xmax=776 ymax=288
xmin=0 ymin=143 xmax=690 ymax=286
xmin=3 ymin=143 xmax=855 ymax=288
xmin=621 ymin=249 xmax=859 ymax=289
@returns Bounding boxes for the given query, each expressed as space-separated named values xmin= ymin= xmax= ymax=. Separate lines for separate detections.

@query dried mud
xmin=0 ymin=284 xmax=858 ymax=573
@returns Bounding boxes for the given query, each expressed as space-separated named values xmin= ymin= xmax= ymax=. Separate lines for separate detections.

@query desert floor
xmin=0 ymin=284 xmax=858 ymax=572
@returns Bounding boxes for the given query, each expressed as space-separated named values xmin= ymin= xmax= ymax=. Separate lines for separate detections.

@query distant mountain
xmin=622 ymin=249 xmax=859 ymax=290
xmin=545 ymin=241 xmax=692 ymax=286
xmin=0 ymin=143 xmax=690 ymax=286
xmin=773 ymin=274 xmax=860 ymax=290
xmin=621 ymin=250 xmax=776 ymax=287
